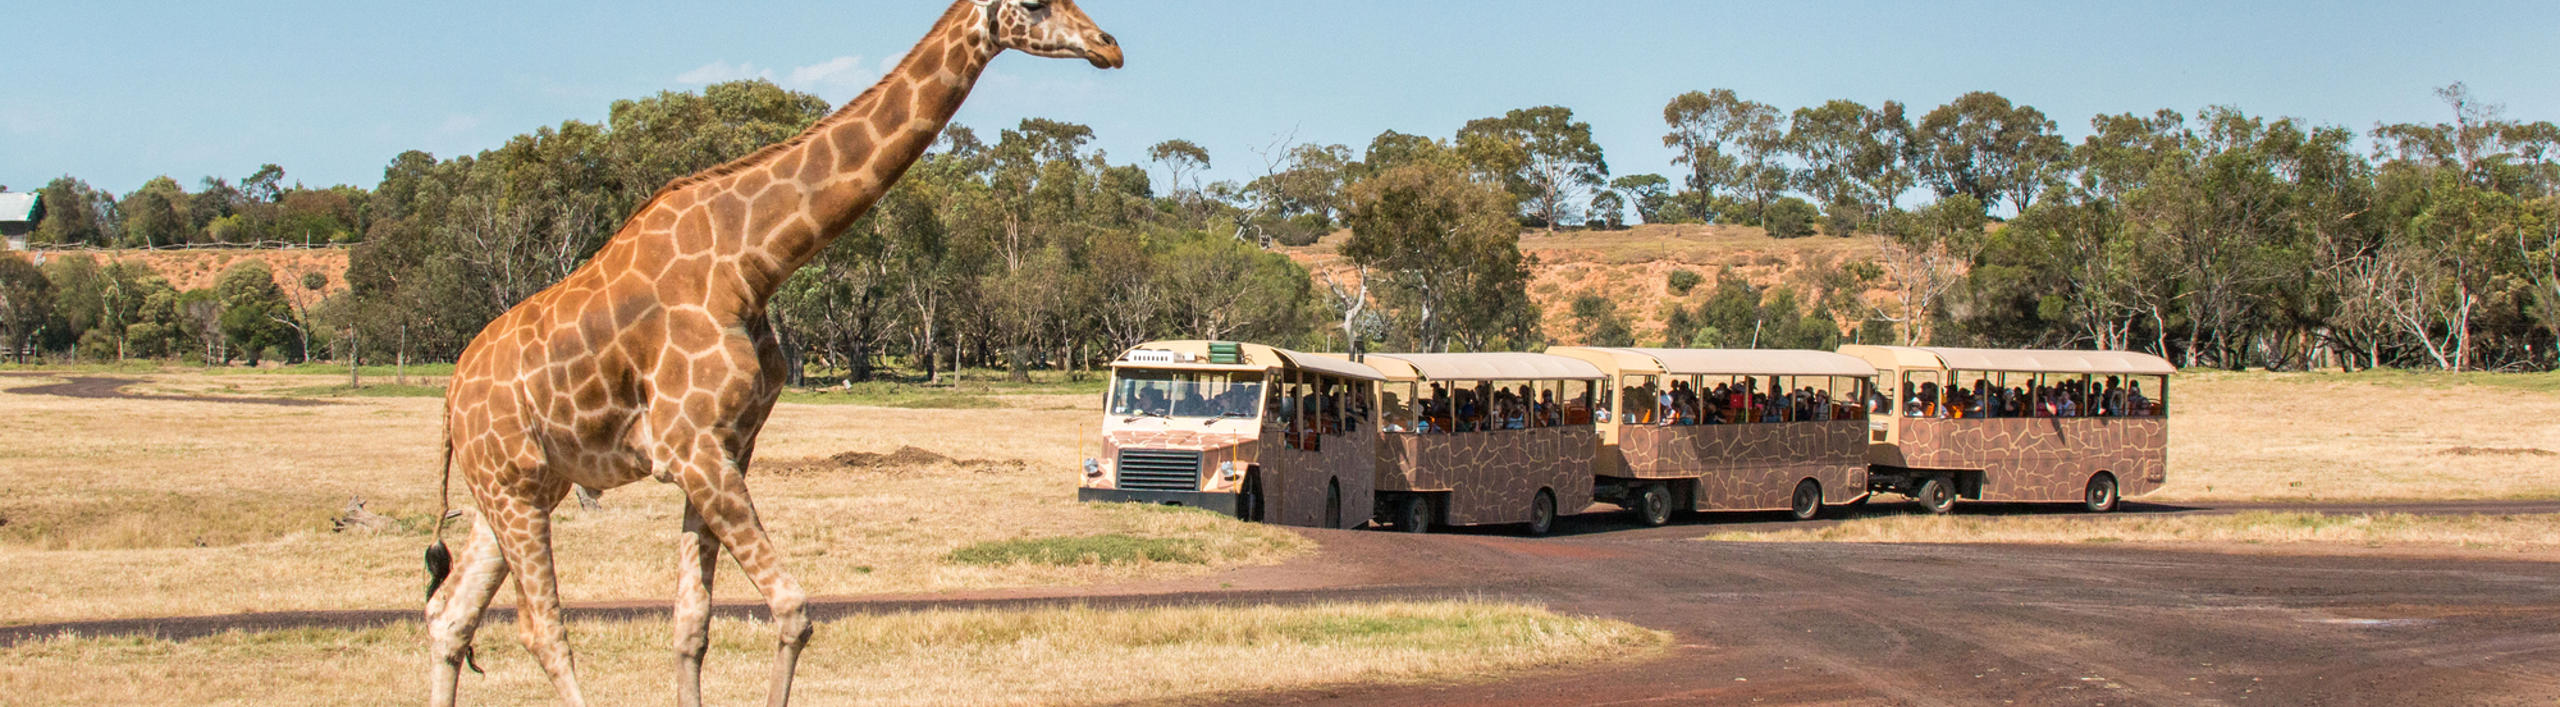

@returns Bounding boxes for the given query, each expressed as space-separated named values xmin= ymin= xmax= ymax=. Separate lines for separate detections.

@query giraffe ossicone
xmin=420 ymin=3 xmax=1122 ymax=706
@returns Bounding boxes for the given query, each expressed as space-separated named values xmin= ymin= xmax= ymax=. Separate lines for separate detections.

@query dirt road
xmin=8 ymin=501 xmax=2558 ymax=704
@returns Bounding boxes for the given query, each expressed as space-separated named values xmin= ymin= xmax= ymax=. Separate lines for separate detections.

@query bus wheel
xmin=1526 ymin=489 xmax=1558 ymax=537
xmin=1237 ymin=472 xmax=1264 ymax=522
xmin=2084 ymin=473 xmax=2120 ymax=513
xmin=1632 ymin=484 xmax=1672 ymax=527
xmin=1914 ymin=477 xmax=1956 ymax=515
xmin=1789 ymin=479 xmax=1823 ymax=521
xmin=1395 ymin=496 xmax=1432 ymax=534
xmin=1324 ymin=478 xmax=1344 ymax=529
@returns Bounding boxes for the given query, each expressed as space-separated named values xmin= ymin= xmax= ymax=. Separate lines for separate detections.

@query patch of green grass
xmin=946 ymin=534 xmax=1206 ymax=567
xmin=278 ymin=383 xmax=447 ymax=399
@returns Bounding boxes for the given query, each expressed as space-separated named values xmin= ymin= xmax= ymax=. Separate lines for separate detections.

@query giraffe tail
xmin=423 ymin=420 xmax=455 ymax=603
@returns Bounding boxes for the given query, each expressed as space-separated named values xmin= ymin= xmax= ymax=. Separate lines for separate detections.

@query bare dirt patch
xmin=761 ymin=445 xmax=1028 ymax=477
xmin=5 ymin=375 xmax=325 ymax=407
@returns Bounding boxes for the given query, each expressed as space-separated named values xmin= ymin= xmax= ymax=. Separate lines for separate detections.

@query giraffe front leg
xmin=427 ymin=514 xmax=508 ymax=707
xmin=489 ymin=492 xmax=590 ymax=707
xmin=669 ymin=440 xmax=813 ymax=707
xmin=673 ymin=500 xmax=720 ymax=707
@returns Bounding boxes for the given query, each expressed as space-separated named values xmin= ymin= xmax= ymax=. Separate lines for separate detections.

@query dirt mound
xmin=2440 ymin=446 xmax=2558 ymax=457
xmin=764 ymin=446 xmax=1027 ymax=476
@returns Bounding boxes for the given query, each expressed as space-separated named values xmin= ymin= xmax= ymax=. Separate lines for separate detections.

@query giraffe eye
xmin=1019 ymin=0 xmax=1047 ymax=10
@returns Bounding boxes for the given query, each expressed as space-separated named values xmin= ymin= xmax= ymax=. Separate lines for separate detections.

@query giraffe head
xmin=975 ymin=0 xmax=1124 ymax=69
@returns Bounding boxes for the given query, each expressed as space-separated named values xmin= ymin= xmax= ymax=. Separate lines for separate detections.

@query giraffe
xmin=420 ymin=2 xmax=1122 ymax=705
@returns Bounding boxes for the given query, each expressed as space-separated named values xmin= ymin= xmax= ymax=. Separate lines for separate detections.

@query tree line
xmin=1 ymin=80 xmax=2553 ymax=374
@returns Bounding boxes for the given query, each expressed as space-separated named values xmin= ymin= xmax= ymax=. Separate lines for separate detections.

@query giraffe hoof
xmin=463 ymin=644 xmax=485 ymax=675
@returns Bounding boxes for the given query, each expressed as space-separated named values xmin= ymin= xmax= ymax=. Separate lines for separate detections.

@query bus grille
xmin=1115 ymin=449 xmax=1202 ymax=491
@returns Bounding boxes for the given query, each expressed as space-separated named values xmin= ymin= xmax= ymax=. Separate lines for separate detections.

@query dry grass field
xmin=2158 ymin=370 xmax=2560 ymax=502
xmin=0 ymin=601 xmax=1666 ymax=706
xmin=0 ymin=368 xmax=1301 ymax=625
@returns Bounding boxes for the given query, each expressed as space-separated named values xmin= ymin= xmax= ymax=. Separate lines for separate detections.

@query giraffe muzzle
xmin=1086 ymin=32 xmax=1124 ymax=69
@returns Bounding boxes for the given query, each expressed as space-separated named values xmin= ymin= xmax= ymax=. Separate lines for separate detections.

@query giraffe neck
xmin=718 ymin=2 xmax=998 ymax=300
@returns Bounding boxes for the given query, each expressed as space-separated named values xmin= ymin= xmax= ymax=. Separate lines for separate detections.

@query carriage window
xmin=1561 ymin=379 xmax=1595 ymax=426
xmin=2128 ymin=375 xmax=2167 ymax=417
xmin=1419 ymin=381 xmax=1452 ymax=434
xmin=1529 ymin=380 xmax=1559 ymax=428
xmin=1348 ymin=380 xmax=1374 ymax=432
xmin=1901 ymin=370 xmax=1945 ymax=418
xmin=1382 ymin=382 xmax=1413 ymax=433
xmin=1619 ymin=375 xmax=1657 ymax=425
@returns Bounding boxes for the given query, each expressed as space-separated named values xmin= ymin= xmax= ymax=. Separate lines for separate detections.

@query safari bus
xmin=1080 ymin=341 xmax=1381 ymax=529
xmin=1837 ymin=345 xmax=2174 ymax=514
xmin=1350 ymin=352 xmax=1605 ymax=536
xmin=1548 ymin=348 xmax=1878 ymax=524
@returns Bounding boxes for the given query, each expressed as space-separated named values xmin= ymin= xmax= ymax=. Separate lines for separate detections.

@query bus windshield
xmin=1110 ymin=369 xmax=1265 ymax=421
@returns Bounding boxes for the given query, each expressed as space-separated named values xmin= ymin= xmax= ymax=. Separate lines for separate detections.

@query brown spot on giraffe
xmin=419 ymin=2 xmax=1123 ymax=706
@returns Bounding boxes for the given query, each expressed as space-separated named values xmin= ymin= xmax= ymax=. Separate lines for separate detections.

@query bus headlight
xmin=1083 ymin=458 xmax=1102 ymax=478
xmin=1217 ymin=461 xmax=1240 ymax=481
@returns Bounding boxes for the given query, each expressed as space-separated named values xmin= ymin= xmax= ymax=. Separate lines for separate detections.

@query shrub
xmin=1665 ymin=268 xmax=1702 ymax=295
xmin=1764 ymin=197 xmax=1820 ymax=239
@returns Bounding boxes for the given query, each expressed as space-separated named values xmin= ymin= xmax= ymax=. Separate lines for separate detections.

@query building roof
xmin=1355 ymin=352 xmax=1606 ymax=382
xmin=1552 ymin=347 xmax=1876 ymax=377
xmin=1839 ymin=345 xmax=2177 ymax=376
xmin=0 ymin=193 xmax=37 ymax=223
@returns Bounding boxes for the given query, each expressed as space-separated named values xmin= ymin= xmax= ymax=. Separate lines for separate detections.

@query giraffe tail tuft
xmin=424 ymin=541 xmax=452 ymax=602
xmin=425 ymin=411 xmax=457 ymax=603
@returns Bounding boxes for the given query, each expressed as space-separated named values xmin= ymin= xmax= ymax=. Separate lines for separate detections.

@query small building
xmin=0 ymin=192 xmax=39 ymax=251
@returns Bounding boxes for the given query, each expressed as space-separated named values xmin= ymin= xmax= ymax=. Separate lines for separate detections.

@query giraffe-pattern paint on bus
xmin=1882 ymin=417 xmax=2169 ymax=501
xmin=1381 ymin=428 xmax=1599 ymax=526
xmin=1615 ymin=420 xmax=1869 ymax=510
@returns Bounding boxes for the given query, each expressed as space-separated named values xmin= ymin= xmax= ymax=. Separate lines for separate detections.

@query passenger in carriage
xmin=2100 ymin=376 xmax=2125 ymax=417
xmin=2128 ymin=382 xmax=2151 ymax=416
xmin=1903 ymin=382 xmax=1924 ymax=418
xmin=1537 ymin=389 xmax=1559 ymax=427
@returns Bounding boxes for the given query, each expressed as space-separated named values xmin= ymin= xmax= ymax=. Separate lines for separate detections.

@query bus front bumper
xmin=1078 ymin=487 xmax=1239 ymax=516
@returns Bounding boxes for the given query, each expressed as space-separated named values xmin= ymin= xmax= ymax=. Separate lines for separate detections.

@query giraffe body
xmin=422 ymin=3 xmax=1121 ymax=705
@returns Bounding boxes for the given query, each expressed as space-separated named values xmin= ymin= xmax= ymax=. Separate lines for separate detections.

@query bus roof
xmin=1115 ymin=340 xmax=1384 ymax=380
xmin=1353 ymin=352 xmax=1606 ymax=382
xmin=1552 ymin=347 xmax=1875 ymax=377
xmin=1839 ymin=345 xmax=2177 ymax=376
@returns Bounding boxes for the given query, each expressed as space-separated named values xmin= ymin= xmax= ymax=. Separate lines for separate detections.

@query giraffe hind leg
xmin=426 ymin=514 xmax=508 ymax=707
xmin=488 ymin=488 xmax=590 ymax=707
xmin=669 ymin=440 xmax=812 ymax=707
xmin=673 ymin=500 xmax=720 ymax=707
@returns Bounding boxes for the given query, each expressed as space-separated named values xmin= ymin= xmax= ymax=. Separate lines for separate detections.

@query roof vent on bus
xmin=1125 ymin=349 xmax=1193 ymax=364
xmin=1207 ymin=342 xmax=1244 ymax=365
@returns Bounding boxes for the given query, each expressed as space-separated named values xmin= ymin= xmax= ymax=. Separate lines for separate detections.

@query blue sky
xmin=7 ymin=1 xmax=2556 ymax=197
